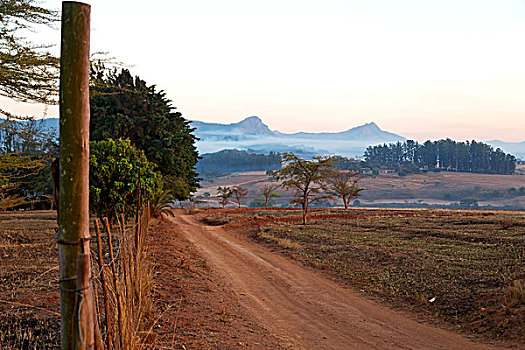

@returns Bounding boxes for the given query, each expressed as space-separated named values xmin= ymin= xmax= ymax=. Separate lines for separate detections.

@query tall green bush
xmin=90 ymin=139 xmax=160 ymax=221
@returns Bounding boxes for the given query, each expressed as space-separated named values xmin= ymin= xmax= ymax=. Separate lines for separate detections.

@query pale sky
xmin=4 ymin=0 xmax=525 ymax=142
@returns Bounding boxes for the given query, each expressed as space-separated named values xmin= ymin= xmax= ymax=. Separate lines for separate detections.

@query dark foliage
xmin=365 ymin=139 xmax=516 ymax=175
xmin=197 ymin=149 xmax=281 ymax=173
xmin=331 ymin=156 xmax=362 ymax=171
xmin=89 ymin=67 xmax=200 ymax=200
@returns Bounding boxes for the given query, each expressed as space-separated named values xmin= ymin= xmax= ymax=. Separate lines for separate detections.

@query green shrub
xmin=90 ymin=139 xmax=160 ymax=222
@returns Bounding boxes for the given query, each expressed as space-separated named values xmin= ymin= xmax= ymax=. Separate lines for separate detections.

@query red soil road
xmin=169 ymin=213 xmax=501 ymax=350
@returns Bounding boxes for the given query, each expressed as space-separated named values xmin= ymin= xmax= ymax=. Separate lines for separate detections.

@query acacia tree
xmin=0 ymin=0 xmax=59 ymax=210
xmin=216 ymin=186 xmax=232 ymax=208
xmin=260 ymin=183 xmax=281 ymax=208
xmin=231 ymin=186 xmax=248 ymax=208
xmin=327 ymin=169 xmax=363 ymax=210
xmin=274 ymin=152 xmax=335 ymax=224
xmin=0 ymin=0 xmax=59 ymax=105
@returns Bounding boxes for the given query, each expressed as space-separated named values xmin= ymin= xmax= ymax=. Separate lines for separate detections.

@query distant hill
xmin=191 ymin=116 xmax=406 ymax=157
xmin=39 ymin=118 xmax=59 ymax=131
xmin=192 ymin=116 xmax=274 ymax=137
xmin=11 ymin=116 xmax=525 ymax=160
xmin=197 ymin=149 xmax=281 ymax=175
xmin=283 ymin=122 xmax=403 ymax=143
xmin=0 ymin=117 xmax=59 ymax=131
xmin=486 ymin=140 xmax=525 ymax=160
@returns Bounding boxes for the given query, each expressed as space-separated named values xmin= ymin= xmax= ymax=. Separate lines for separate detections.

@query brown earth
xmin=1 ymin=210 xmax=520 ymax=349
xmin=163 ymin=211 xmax=507 ymax=350
xmin=203 ymin=208 xmax=524 ymax=346
xmin=0 ymin=211 xmax=60 ymax=349
xmin=148 ymin=219 xmax=283 ymax=349
xmin=0 ymin=211 xmax=282 ymax=349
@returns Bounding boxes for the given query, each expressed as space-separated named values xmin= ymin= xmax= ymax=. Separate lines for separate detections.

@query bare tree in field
xmin=274 ymin=152 xmax=335 ymax=224
xmin=328 ymin=170 xmax=363 ymax=209
xmin=260 ymin=183 xmax=281 ymax=208
xmin=231 ymin=186 xmax=249 ymax=208
xmin=217 ymin=186 xmax=232 ymax=208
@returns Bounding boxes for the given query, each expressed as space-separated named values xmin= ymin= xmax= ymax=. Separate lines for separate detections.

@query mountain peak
xmin=341 ymin=121 xmax=405 ymax=143
xmin=362 ymin=121 xmax=380 ymax=130
xmin=236 ymin=116 xmax=273 ymax=135
xmin=238 ymin=116 xmax=263 ymax=126
xmin=342 ymin=121 xmax=381 ymax=133
xmin=241 ymin=115 xmax=263 ymax=122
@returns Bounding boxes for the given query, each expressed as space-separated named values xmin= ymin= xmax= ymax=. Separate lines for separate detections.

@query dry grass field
xmin=0 ymin=211 xmax=60 ymax=348
xmin=360 ymin=172 xmax=525 ymax=207
xmin=194 ymin=170 xmax=525 ymax=209
xmin=0 ymin=210 xmax=281 ymax=349
xmin=2 ymin=207 xmax=524 ymax=348
xmin=199 ymin=207 xmax=525 ymax=346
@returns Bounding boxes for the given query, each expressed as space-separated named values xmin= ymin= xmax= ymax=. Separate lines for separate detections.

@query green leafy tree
xmin=216 ymin=186 xmax=232 ymax=208
xmin=418 ymin=140 xmax=437 ymax=169
xmin=274 ymin=152 xmax=335 ymax=224
xmin=260 ymin=183 xmax=281 ymax=208
xmin=89 ymin=139 xmax=160 ymax=222
xmin=365 ymin=139 xmax=516 ymax=175
xmin=231 ymin=186 xmax=248 ymax=208
xmin=89 ymin=67 xmax=200 ymax=200
xmin=0 ymin=0 xmax=59 ymax=104
xmin=327 ymin=169 xmax=363 ymax=210
xmin=164 ymin=177 xmax=192 ymax=201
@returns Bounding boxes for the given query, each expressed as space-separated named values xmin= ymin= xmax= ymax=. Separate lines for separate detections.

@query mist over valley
xmin=190 ymin=116 xmax=525 ymax=160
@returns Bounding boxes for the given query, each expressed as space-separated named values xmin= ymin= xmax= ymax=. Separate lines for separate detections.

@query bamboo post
xmin=95 ymin=219 xmax=112 ymax=350
xmin=105 ymin=217 xmax=123 ymax=350
xmin=134 ymin=172 xmax=142 ymax=252
xmin=57 ymin=2 xmax=92 ymax=349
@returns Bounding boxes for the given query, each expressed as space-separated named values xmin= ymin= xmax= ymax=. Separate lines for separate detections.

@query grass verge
xmin=200 ymin=208 xmax=525 ymax=346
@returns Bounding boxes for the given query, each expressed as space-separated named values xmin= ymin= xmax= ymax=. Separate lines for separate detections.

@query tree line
xmin=197 ymin=149 xmax=281 ymax=174
xmin=364 ymin=139 xmax=516 ymax=175
xmin=1 ymin=64 xmax=202 ymax=220
xmin=89 ymin=65 xmax=200 ymax=215
xmin=0 ymin=0 xmax=200 ymax=220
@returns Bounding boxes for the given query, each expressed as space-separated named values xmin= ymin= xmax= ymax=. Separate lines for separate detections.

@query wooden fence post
xmin=58 ymin=2 xmax=93 ymax=349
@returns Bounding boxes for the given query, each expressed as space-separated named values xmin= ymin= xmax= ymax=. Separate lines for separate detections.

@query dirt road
xmin=169 ymin=213 xmax=500 ymax=350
